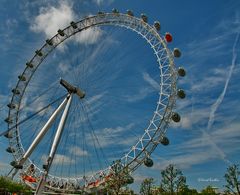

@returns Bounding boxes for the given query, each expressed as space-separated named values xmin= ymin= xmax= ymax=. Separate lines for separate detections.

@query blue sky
xmin=0 ymin=0 xmax=240 ymax=193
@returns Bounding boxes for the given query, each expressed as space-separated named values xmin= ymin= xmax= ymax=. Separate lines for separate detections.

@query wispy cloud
xmin=92 ymin=0 xmax=114 ymax=6
xmin=151 ymin=119 xmax=240 ymax=172
xmin=156 ymin=151 xmax=220 ymax=171
xmin=86 ymin=123 xmax=135 ymax=148
xmin=74 ymin=27 xmax=103 ymax=45
xmin=143 ymin=72 xmax=159 ymax=91
xmin=178 ymin=14 xmax=240 ymax=167
xmin=41 ymin=154 xmax=74 ymax=165
xmin=69 ymin=146 xmax=88 ymax=156
xmin=93 ymin=0 xmax=104 ymax=5
xmin=124 ymin=87 xmax=152 ymax=103
xmin=180 ymin=123 xmax=240 ymax=152
xmin=203 ymin=32 xmax=239 ymax=165
xmin=0 ymin=94 xmax=9 ymax=120
xmin=85 ymin=93 xmax=106 ymax=105
xmin=58 ymin=62 xmax=71 ymax=74
xmin=124 ymin=72 xmax=159 ymax=102
xmin=6 ymin=19 xmax=18 ymax=30
xmin=172 ymin=106 xmax=210 ymax=130
xmin=0 ymin=162 xmax=11 ymax=174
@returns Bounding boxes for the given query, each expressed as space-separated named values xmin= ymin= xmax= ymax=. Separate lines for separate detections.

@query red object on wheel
xmin=165 ymin=33 xmax=172 ymax=43
xmin=28 ymin=176 xmax=37 ymax=182
xmin=22 ymin=175 xmax=37 ymax=183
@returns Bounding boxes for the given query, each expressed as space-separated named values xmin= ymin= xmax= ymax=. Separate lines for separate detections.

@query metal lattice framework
xmin=5 ymin=11 xmax=182 ymax=193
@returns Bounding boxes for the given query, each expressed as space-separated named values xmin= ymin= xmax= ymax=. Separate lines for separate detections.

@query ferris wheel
xmin=2 ymin=9 xmax=186 ymax=194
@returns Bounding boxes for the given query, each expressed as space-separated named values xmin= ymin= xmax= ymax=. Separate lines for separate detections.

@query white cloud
xmin=124 ymin=72 xmax=160 ymax=102
xmin=143 ymin=72 xmax=159 ymax=91
xmin=102 ymin=123 xmax=134 ymax=135
xmin=0 ymin=161 xmax=10 ymax=168
xmin=190 ymin=75 xmax=226 ymax=92
xmin=171 ymin=107 xmax=210 ymax=130
xmin=86 ymin=123 xmax=135 ymax=148
xmin=6 ymin=19 xmax=18 ymax=30
xmin=69 ymin=146 xmax=88 ymax=156
xmin=93 ymin=0 xmax=104 ymax=5
xmin=85 ymin=93 xmax=105 ymax=105
xmin=0 ymin=162 xmax=11 ymax=175
xmin=0 ymin=94 xmax=9 ymax=117
xmin=30 ymin=1 xmax=102 ymax=45
xmin=41 ymin=154 xmax=74 ymax=165
xmin=70 ymin=92 xmax=107 ymax=128
xmin=118 ymin=135 xmax=139 ymax=146
xmin=30 ymin=1 xmax=75 ymax=38
xmin=163 ymin=120 xmax=240 ymax=170
xmin=92 ymin=0 xmax=114 ymax=5
xmin=74 ymin=27 xmax=103 ymax=45
xmin=124 ymin=87 xmax=152 ymax=102
xmin=178 ymin=117 xmax=192 ymax=129
xmin=58 ymin=62 xmax=71 ymax=74
xmin=132 ymin=172 xmax=154 ymax=183
xmin=154 ymin=150 xmax=220 ymax=170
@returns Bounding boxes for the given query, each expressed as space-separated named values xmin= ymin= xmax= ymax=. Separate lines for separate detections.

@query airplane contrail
xmin=206 ymin=32 xmax=239 ymax=165
xmin=207 ymin=32 xmax=239 ymax=130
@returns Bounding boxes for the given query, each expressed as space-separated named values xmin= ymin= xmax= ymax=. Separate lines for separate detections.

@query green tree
xmin=151 ymin=185 xmax=165 ymax=195
xmin=160 ymin=164 xmax=187 ymax=195
xmin=200 ymin=185 xmax=217 ymax=195
xmin=140 ymin=177 xmax=154 ymax=195
xmin=180 ymin=185 xmax=199 ymax=195
xmin=0 ymin=176 xmax=9 ymax=192
xmin=120 ymin=186 xmax=135 ymax=195
xmin=104 ymin=160 xmax=134 ymax=195
xmin=224 ymin=164 xmax=240 ymax=195
xmin=0 ymin=176 xmax=32 ymax=194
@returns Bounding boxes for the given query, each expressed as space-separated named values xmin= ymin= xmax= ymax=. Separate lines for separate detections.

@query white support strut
xmin=35 ymin=93 xmax=73 ymax=195
xmin=11 ymin=96 xmax=69 ymax=178
xmin=20 ymin=96 xmax=69 ymax=164
xmin=49 ymin=93 xmax=73 ymax=166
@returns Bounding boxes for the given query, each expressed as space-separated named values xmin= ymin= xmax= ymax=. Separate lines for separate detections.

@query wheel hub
xmin=60 ymin=78 xmax=85 ymax=98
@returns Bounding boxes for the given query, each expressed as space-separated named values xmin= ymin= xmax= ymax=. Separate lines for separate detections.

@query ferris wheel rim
xmin=5 ymin=11 xmax=178 ymax=191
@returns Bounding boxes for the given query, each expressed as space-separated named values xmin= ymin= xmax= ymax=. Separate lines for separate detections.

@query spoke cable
xmin=0 ymin=94 xmax=67 ymax=137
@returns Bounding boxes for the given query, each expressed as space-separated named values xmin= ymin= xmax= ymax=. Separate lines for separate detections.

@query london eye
xmin=2 ymin=9 xmax=186 ymax=194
